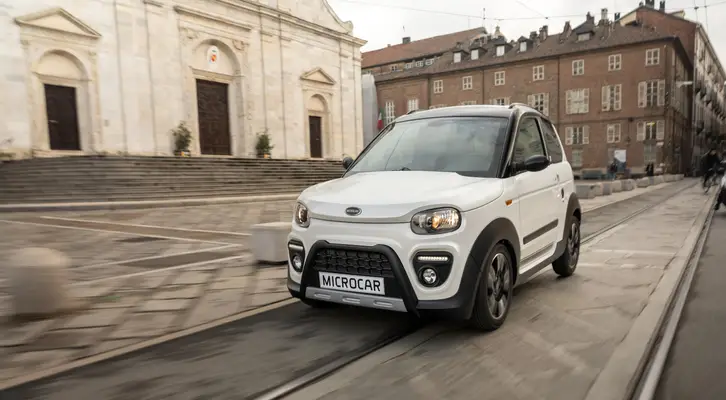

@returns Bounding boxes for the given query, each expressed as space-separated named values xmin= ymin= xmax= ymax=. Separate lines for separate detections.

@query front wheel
xmin=468 ymin=243 xmax=514 ymax=331
xmin=553 ymin=215 xmax=581 ymax=277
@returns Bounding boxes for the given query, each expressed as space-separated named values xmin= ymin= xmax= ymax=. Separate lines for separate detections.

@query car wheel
xmin=300 ymin=298 xmax=337 ymax=308
xmin=552 ymin=215 xmax=581 ymax=277
xmin=468 ymin=243 xmax=514 ymax=331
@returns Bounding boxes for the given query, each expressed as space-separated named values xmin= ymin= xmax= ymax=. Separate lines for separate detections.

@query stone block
xmin=654 ymin=175 xmax=665 ymax=184
xmin=6 ymin=248 xmax=79 ymax=320
xmin=637 ymin=177 xmax=651 ymax=188
xmin=600 ymin=182 xmax=612 ymax=195
xmin=663 ymin=174 xmax=675 ymax=182
xmin=611 ymin=180 xmax=622 ymax=192
xmin=575 ymin=183 xmax=601 ymax=199
xmin=622 ymin=179 xmax=636 ymax=191
xmin=250 ymin=221 xmax=291 ymax=263
xmin=675 ymin=174 xmax=684 ymax=180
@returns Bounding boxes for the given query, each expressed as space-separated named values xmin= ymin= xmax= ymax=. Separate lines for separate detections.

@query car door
xmin=511 ymin=115 xmax=559 ymax=266
xmin=538 ymin=118 xmax=570 ymax=237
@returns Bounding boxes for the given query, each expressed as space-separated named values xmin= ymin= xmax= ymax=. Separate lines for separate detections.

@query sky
xmin=326 ymin=0 xmax=726 ymax=65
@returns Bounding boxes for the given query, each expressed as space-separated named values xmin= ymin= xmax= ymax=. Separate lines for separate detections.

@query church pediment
xmin=15 ymin=8 xmax=101 ymax=39
xmin=301 ymin=68 xmax=336 ymax=85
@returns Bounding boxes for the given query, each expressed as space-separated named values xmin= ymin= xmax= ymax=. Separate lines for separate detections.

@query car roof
xmin=395 ymin=104 xmax=538 ymax=123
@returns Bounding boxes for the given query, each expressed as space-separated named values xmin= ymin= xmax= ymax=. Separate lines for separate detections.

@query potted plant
xmin=172 ymin=121 xmax=192 ymax=157
xmin=255 ymin=131 xmax=273 ymax=158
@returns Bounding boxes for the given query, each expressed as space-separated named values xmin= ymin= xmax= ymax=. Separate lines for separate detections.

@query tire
xmin=552 ymin=215 xmax=581 ymax=277
xmin=468 ymin=243 xmax=514 ymax=331
xmin=300 ymin=298 xmax=337 ymax=308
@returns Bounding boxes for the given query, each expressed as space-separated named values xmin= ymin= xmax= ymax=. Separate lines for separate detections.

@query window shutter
xmin=614 ymin=85 xmax=622 ymax=110
xmin=602 ymin=86 xmax=610 ymax=111
xmin=656 ymin=120 xmax=665 ymax=140
xmin=543 ymin=93 xmax=549 ymax=116
xmin=638 ymin=82 xmax=647 ymax=108
xmin=606 ymin=125 xmax=614 ymax=143
xmin=527 ymin=94 xmax=535 ymax=107
xmin=505 ymin=97 xmax=510 ymax=105
xmin=583 ymin=126 xmax=590 ymax=144
xmin=657 ymin=80 xmax=666 ymax=106
xmin=566 ymin=90 xmax=572 ymax=114
xmin=565 ymin=127 xmax=574 ymax=145
xmin=583 ymin=88 xmax=590 ymax=113
xmin=489 ymin=98 xmax=494 ymax=105
xmin=637 ymin=121 xmax=646 ymax=141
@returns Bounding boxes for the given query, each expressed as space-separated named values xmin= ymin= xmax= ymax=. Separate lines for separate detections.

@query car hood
xmin=298 ymin=171 xmax=504 ymax=223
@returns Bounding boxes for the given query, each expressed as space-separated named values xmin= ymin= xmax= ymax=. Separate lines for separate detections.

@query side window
xmin=540 ymin=119 xmax=564 ymax=163
xmin=512 ymin=117 xmax=546 ymax=165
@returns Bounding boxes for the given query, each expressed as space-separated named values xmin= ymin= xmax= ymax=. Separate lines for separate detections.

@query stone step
xmin=0 ymin=179 xmax=331 ymax=192
xmin=0 ymin=172 xmax=341 ymax=183
xmin=1 ymin=157 xmax=344 ymax=168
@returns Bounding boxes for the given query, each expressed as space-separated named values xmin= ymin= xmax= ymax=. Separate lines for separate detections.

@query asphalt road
xmin=655 ymin=208 xmax=726 ymax=400
xmin=0 ymin=180 xmax=695 ymax=400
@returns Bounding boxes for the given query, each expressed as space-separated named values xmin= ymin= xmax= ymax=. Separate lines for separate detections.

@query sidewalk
xmin=0 ymin=180 xmax=681 ymax=387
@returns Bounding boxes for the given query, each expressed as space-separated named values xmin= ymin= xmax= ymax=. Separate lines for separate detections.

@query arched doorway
xmin=306 ymin=94 xmax=328 ymax=158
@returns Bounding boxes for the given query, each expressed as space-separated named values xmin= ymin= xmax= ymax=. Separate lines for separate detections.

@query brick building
xmin=362 ymin=9 xmax=693 ymax=175
xmin=619 ymin=0 xmax=725 ymax=172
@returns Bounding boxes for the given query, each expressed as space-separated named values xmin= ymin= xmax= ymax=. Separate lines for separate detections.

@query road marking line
xmin=0 ymin=297 xmax=298 ymax=391
xmin=74 ymin=244 xmax=243 ymax=271
xmin=587 ymin=249 xmax=676 ymax=256
xmin=41 ymin=216 xmax=253 ymax=236
xmin=0 ymin=219 xmax=232 ymax=245
xmin=70 ymin=254 xmax=253 ymax=287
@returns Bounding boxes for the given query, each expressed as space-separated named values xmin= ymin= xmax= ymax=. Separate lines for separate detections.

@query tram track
xmin=251 ymin=180 xmax=700 ymax=400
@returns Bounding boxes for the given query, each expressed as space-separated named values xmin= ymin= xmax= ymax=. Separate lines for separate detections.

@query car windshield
xmin=345 ymin=116 xmax=509 ymax=178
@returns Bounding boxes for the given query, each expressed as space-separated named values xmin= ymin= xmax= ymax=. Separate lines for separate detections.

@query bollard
xmin=654 ymin=175 xmax=665 ymax=184
xmin=600 ymin=181 xmax=612 ymax=195
xmin=637 ymin=177 xmax=650 ymax=188
xmin=622 ymin=179 xmax=636 ymax=191
xmin=611 ymin=180 xmax=623 ymax=193
xmin=6 ymin=248 xmax=78 ymax=320
xmin=250 ymin=222 xmax=292 ymax=264
xmin=575 ymin=183 xmax=599 ymax=199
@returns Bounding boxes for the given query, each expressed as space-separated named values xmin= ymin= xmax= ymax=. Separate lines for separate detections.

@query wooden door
xmin=44 ymin=84 xmax=80 ymax=151
xmin=309 ymin=116 xmax=322 ymax=158
xmin=196 ymin=79 xmax=231 ymax=155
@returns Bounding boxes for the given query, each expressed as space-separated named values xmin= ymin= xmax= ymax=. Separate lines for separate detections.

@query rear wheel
xmin=553 ymin=215 xmax=581 ymax=277
xmin=468 ymin=243 xmax=513 ymax=331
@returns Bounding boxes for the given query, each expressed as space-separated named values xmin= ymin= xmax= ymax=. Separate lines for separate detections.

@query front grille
xmin=311 ymin=248 xmax=395 ymax=278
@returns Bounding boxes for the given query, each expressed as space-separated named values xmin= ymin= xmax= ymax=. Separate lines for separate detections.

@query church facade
xmin=0 ymin=0 xmax=366 ymax=159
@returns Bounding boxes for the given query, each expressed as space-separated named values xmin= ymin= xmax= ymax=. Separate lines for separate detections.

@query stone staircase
xmin=0 ymin=156 xmax=345 ymax=204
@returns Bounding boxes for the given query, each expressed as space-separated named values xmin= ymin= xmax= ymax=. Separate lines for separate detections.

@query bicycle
xmin=703 ymin=166 xmax=724 ymax=193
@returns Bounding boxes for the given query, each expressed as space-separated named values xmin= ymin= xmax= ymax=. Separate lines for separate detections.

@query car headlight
xmin=294 ymin=203 xmax=310 ymax=228
xmin=411 ymin=208 xmax=461 ymax=235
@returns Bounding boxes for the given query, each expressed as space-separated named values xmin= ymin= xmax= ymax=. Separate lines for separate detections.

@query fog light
xmin=291 ymin=254 xmax=303 ymax=271
xmin=421 ymin=268 xmax=437 ymax=286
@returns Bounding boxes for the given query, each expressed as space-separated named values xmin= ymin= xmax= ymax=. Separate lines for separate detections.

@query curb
xmin=583 ymin=188 xmax=717 ymax=400
xmin=0 ymin=193 xmax=300 ymax=213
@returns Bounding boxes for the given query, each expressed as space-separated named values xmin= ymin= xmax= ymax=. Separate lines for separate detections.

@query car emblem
xmin=345 ymin=207 xmax=362 ymax=216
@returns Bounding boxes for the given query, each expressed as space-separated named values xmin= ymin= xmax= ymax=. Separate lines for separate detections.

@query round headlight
xmin=294 ymin=203 xmax=310 ymax=228
xmin=411 ymin=208 xmax=461 ymax=235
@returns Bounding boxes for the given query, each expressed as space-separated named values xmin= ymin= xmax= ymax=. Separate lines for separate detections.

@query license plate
xmin=318 ymin=272 xmax=385 ymax=296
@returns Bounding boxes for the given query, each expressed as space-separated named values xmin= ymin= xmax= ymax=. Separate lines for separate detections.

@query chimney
xmin=563 ymin=21 xmax=572 ymax=36
xmin=586 ymin=12 xmax=594 ymax=24
xmin=645 ymin=0 xmax=655 ymax=7
xmin=529 ymin=31 xmax=538 ymax=41
xmin=539 ymin=25 xmax=548 ymax=41
xmin=402 ymin=37 xmax=411 ymax=44
xmin=494 ymin=25 xmax=502 ymax=38
xmin=600 ymin=8 xmax=608 ymax=24
xmin=659 ymin=0 xmax=666 ymax=11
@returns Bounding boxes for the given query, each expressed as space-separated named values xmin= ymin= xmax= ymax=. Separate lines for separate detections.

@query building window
xmin=533 ymin=65 xmax=545 ymax=81
xmin=496 ymin=45 xmax=505 ymax=57
xmin=577 ymin=33 xmax=590 ymax=41
xmin=405 ymin=62 xmax=413 ymax=69
xmin=528 ymin=93 xmax=549 ymax=116
xmin=565 ymin=126 xmax=590 ymax=145
xmin=454 ymin=52 xmax=462 ymax=63
xmin=571 ymin=149 xmax=583 ymax=168
xmin=492 ymin=97 xmax=510 ymax=106
xmin=608 ymin=54 xmax=622 ymax=71
xmin=429 ymin=104 xmax=446 ymax=109
xmin=384 ymin=101 xmax=395 ymax=124
xmin=407 ymin=98 xmax=419 ymax=112
xmin=646 ymin=48 xmax=660 ymax=66
xmin=607 ymin=123 xmax=621 ymax=143
xmin=494 ymin=71 xmax=505 ymax=86
xmin=638 ymin=80 xmax=665 ymax=107
xmin=471 ymin=49 xmax=479 ymax=60
xmin=462 ymin=76 xmax=473 ymax=90
xmin=637 ymin=120 xmax=665 ymax=141
xmin=601 ymin=84 xmax=622 ymax=111
xmin=643 ymin=144 xmax=657 ymax=164
xmin=519 ymin=42 xmax=527 ymax=52
xmin=390 ymin=65 xmax=399 ymax=72
xmin=572 ymin=59 xmax=585 ymax=76
xmin=460 ymin=101 xmax=476 ymax=105
xmin=433 ymin=80 xmax=443 ymax=94
xmin=425 ymin=58 xmax=435 ymax=66
xmin=566 ymin=88 xmax=590 ymax=114
xmin=415 ymin=60 xmax=424 ymax=68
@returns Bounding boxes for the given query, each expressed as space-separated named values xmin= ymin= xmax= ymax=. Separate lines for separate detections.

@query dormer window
xmin=577 ymin=33 xmax=591 ymax=41
xmin=454 ymin=52 xmax=462 ymax=63
xmin=415 ymin=60 xmax=424 ymax=68
xmin=519 ymin=42 xmax=527 ymax=52
xmin=496 ymin=46 xmax=505 ymax=57
xmin=471 ymin=49 xmax=479 ymax=60
xmin=405 ymin=62 xmax=413 ymax=69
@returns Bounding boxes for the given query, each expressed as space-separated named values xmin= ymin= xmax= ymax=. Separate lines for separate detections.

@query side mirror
xmin=342 ymin=156 xmax=354 ymax=169
xmin=522 ymin=154 xmax=550 ymax=172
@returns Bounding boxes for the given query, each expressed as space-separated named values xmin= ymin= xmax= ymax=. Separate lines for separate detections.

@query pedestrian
xmin=607 ymin=159 xmax=618 ymax=180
